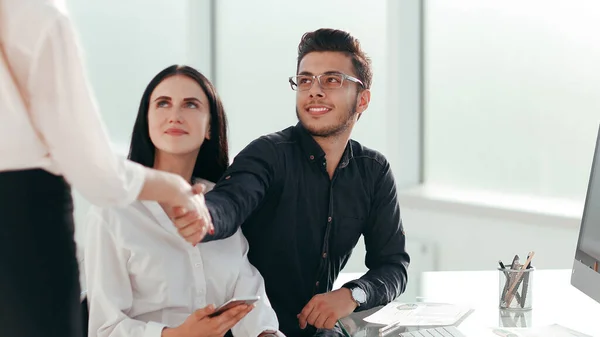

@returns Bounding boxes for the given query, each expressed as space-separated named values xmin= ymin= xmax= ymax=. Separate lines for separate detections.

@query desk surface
xmin=336 ymin=269 xmax=599 ymax=336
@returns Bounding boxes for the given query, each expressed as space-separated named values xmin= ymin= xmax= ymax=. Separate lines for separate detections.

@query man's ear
xmin=356 ymin=89 xmax=371 ymax=120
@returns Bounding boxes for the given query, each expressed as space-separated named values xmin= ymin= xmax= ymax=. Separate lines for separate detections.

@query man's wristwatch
xmin=343 ymin=284 xmax=367 ymax=307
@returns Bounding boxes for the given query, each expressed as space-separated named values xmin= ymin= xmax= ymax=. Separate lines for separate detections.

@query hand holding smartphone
xmin=207 ymin=296 xmax=260 ymax=318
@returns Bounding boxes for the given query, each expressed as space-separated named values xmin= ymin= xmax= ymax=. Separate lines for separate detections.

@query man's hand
xmin=297 ymin=288 xmax=358 ymax=330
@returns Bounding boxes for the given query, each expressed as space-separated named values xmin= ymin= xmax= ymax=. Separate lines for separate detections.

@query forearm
xmin=203 ymin=166 xmax=274 ymax=242
xmin=344 ymin=259 xmax=409 ymax=310
xmin=202 ymin=136 xmax=278 ymax=242
xmin=204 ymin=193 xmax=247 ymax=241
xmin=137 ymin=167 xmax=189 ymax=204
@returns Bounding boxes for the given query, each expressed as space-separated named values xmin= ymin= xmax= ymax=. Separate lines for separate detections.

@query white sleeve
xmin=84 ymin=210 xmax=167 ymax=337
xmin=231 ymin=231 xmax=279 ymax=337
xmin=26 ymin=13 xmax=145 ymax=207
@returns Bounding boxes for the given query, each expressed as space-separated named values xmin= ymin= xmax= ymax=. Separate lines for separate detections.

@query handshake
xmin=146 ymin=170 xmax=214 ymax=245
xmin=169 ymin=182 xmax=214 ymax=245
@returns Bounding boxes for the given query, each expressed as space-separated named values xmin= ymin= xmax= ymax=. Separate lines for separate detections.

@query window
xmin=66 ymin=0 xmax=212 ymax=147
xmin=424 ymin=0 xmax=600 ymax=202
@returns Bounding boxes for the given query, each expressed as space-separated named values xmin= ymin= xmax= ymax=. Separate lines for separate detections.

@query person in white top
xmin=84 ymin=65 xmax=282 ymax=337
xmin=0 ymin=2 xmax=211 ymax=337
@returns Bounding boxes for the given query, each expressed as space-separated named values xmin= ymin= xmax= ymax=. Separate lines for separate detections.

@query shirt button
xmin=327 ymin=216 xmax=332 ymax=223
xmin=225 ymin=175 xmax=231 ymax=180
xmin=195 ymin=263 xmax=202 ymax=268
xmin=322 ymin=252 xmax=327 ymax=258
xmin=309 ymin=155 xmax=315 ymax=160
xmin=315 ymin=281 xmax=320 ymax=287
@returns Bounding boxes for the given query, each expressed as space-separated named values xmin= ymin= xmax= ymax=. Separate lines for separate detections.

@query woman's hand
xmin=162 ymin=304 xmax=254 ymax=337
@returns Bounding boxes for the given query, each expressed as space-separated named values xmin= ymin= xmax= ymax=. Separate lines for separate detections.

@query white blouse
xmin=0 ymin=0 xmax=144 ymax=206
xmin=84 ymin=182 xmax=279 ymax=337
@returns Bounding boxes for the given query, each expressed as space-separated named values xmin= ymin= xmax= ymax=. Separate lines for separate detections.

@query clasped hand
xmin=167 ymin=182 xmax=214 ymax=245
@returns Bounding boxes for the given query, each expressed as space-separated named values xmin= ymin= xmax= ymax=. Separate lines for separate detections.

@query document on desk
xmin=488 ymin=324 xmax=592 ymax=337
xmin=363 ymin=302 xmax=472 ymax=326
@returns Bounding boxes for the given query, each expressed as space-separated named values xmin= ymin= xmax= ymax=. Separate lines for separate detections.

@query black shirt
xmin=204 ymin=123 xmax=410 ymax=336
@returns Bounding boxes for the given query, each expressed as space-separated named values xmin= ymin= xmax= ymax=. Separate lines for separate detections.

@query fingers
xmin=305 ymin=309 xmax=322 ymax=329
xmin=192 ymin=183 xmax=207 ymax=195
xmin=172 ymin=210 xmax=199 ymax=228
xmin=171 ymin=207 xmax=185 ymax=218
xmin=213 ymin=304 xmax=254 ymax=335
xmin=323 ymin=317 xmax=337 ymax=330
xmin=190 ymin=194 xmax=215 ymax=236
xmin=314 ymin=313 xmax=328 ymax=329
xmin=172 ymin=196 xmax=214 ymax=244
xmin=178 ymin=221 xmax=207 ymax=241
xmin=297 ymin=300 xmax=315 ymax=329
xmin=171 ymin=208 xmax=208 ymax=245
xmin=193 ymin=304 xmax=216 ymax=320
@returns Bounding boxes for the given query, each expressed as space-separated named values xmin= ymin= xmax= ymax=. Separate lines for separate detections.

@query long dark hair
xmin=128 ymin=65 xmax=229 ymax=183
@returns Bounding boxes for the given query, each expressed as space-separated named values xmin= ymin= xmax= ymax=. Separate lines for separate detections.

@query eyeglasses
xmin=288 ymin=73 xmax=364 ymax=91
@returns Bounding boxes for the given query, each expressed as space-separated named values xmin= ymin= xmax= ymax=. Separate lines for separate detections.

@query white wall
xmin=401 ymin=199 xmax=581 ymax=272
xmin=66 ymin=0 xmax=191 ymax=145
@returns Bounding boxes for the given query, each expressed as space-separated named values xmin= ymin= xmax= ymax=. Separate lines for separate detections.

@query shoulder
xmin=2 ymin=0 xmax=67 ymax=56
xmin=235 ymin=126 xmax=296 ymax=161
xmin=3 ymin=0 xmax=69 ymax=35
xmin=350 ymin=139 xmax=389 ymax=169
xmin=257 ymin=126 xmax=296 ymax=147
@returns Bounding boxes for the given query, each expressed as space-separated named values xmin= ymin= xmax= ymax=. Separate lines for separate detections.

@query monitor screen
xmin=577 ymin=128 xmax=600 ymax=262
xmin=572 ymin=124 xmax=600 ymax=304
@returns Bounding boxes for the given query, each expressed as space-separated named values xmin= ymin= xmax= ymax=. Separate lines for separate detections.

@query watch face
xmin=352 ymin=288 xmax=367 ymax=303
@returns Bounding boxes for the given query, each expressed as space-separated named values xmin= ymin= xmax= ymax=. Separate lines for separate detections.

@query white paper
xmin=363 ymin=302 xmax=472 ymax=326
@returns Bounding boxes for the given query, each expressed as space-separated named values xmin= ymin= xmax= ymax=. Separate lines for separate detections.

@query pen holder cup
xmin=498 ymin=266 xmax=534 ymax=310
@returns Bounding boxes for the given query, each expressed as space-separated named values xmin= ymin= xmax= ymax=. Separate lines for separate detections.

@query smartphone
xmin=207 ymin=296 xmax=261 ymax=318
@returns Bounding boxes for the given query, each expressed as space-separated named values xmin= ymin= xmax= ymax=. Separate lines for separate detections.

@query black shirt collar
xmin=293 ymin=122 xmax=353 ymax=168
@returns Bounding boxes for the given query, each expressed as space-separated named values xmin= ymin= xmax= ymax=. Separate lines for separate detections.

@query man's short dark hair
xmin=296 ymin=28 xmax=373 ymax=89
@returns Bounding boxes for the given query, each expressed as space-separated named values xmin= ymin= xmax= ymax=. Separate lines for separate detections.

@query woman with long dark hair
xmin=84 ymin=65 xmax=282 ymax=337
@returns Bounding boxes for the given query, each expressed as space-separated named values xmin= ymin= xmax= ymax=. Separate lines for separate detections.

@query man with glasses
xmin=173 ymin=28 xmax=409 ymax=337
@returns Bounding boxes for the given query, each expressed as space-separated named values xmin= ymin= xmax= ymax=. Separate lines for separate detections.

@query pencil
xmin=505 ymin=252 xmax=535 ymax=307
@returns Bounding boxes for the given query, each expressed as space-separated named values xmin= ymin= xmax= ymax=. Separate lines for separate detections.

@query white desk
xmin=337 ymin=269 xmax=600 ymax=336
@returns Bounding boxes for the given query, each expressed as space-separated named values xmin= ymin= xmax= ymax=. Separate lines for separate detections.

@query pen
xmin=338 ymin=319 xmax=351 ymax=337
xmin=499 ymin=260 xmax=511 ymax=304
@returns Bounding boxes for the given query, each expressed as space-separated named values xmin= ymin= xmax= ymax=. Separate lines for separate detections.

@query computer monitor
xmin=571 ymin=124 xmax=600 ymax=304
